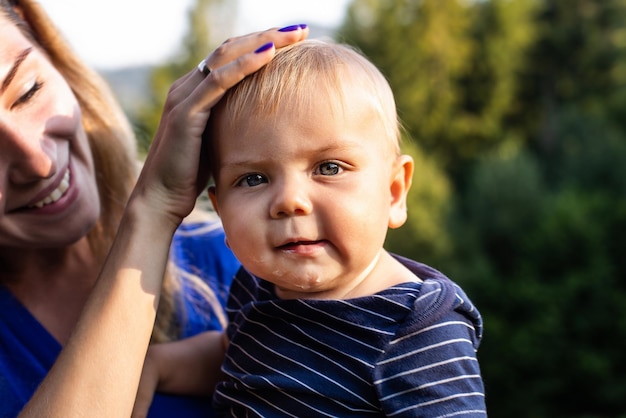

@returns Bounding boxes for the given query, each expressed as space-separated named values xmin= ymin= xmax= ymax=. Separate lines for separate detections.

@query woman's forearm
xmin=19 ymin=199 xmax=180 ymax=418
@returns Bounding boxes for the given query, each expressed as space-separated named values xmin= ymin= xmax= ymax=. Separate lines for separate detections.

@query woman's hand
xmin=131 ymin=25 xmax=309 ymax=229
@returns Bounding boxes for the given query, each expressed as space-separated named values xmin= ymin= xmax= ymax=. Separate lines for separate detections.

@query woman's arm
xmin=19 ymin=26 xmax=308 ymax=418
xmin=19 ymin=201 xmax=177 ymax=417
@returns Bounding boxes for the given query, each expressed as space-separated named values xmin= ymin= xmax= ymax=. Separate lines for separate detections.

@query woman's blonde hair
xmin=213 ymin=39 xmax=401 ymax=161
xmin=3 ymin=0 xmax=180 ymax=342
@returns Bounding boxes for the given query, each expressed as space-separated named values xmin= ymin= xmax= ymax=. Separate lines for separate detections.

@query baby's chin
xmin=271 ymin=272 xmax=333 ymax=300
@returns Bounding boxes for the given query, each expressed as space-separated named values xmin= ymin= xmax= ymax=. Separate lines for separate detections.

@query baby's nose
xmin=269 ymin=177 xmax=313 ymax=218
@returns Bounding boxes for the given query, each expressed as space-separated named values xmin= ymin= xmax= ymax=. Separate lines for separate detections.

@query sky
xmin=37 ymin=0 xmax=351 ymax=70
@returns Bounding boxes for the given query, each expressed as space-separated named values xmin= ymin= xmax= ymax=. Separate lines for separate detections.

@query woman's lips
xmin=28 ymin=168 xmax=71 ymax=209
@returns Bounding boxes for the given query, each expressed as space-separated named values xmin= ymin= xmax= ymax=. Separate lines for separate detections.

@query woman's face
xmin=0 ymin=15 xmax=100 ymax=249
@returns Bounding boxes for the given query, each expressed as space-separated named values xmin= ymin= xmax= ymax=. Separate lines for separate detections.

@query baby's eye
xmin=237 ymin=173 xmax=267 ymax=187
xmin=317 ymin=162 xmax=341 ymax=176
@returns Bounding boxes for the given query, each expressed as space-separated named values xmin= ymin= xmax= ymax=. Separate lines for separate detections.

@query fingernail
xmin=278 ymin=24 xmax=300 ymax=32
xmin=255 ymin=42 xmax=274 ymax=53
xmin=299 ymin=24 xmax=308 ymax=30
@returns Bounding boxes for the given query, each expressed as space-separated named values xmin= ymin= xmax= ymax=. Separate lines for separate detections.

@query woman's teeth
xmin=30 ymin=169 xmax=71 ymax=209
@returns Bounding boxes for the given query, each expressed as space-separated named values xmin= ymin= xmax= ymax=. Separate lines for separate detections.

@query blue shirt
xmin=0 ymin=219 xmax=240 ymax=417
xmin=214 ymin=254 xmax=486 ymax=417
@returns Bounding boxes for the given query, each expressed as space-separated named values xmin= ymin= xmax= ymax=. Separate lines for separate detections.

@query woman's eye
xmin=12 ymin=81 xmax=43 ymax=109
xmin=318 ymin=162 xmax=341 ymax=176
xmin=238 ymin=173 xmax=267 ymax=187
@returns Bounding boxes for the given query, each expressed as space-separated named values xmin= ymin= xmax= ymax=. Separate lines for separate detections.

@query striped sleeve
xmin=374 ymin=280 xmax=486 ymax=417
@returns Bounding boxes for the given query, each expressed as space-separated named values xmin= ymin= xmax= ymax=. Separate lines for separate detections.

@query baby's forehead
xmin=212 ymin=41 xmax=400 ymax=151
xmin=259 ymin=81 xmax=367 ymax=116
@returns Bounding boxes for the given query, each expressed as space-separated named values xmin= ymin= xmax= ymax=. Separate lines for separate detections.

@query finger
xmin=173 ymin=25 xmax=307 ymax=93
xmin=202 ymin=24 xmax=309 ymax=70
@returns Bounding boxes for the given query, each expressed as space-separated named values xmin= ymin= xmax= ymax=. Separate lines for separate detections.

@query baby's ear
xmin=388 ymin=154 xmax=414 ymax=229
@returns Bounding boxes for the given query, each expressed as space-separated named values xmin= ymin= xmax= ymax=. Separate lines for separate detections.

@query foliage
xmin=338 ymin=0 xmax=538 ymax=172
xmin=339 ymin=0 xmax=626 ymax=415
xmin=132 ymin=0 xmax=237 ymax=154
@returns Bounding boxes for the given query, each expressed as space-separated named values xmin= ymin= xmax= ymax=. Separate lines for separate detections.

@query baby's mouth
xmin=29 ymin=169 xmax=71 ymax=209
xmin=278 ymin=240 xmax=317 ymax=249
xmin=277 ymin=240 xmax=329 ymax=254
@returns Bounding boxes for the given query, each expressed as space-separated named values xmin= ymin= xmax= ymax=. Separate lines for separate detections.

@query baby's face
xmin=210 ymin=87 xmax=410 ymax=299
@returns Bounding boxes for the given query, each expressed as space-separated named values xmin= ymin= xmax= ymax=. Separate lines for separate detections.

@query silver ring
xmin=197 ymin=59 xmax=211 ymax=77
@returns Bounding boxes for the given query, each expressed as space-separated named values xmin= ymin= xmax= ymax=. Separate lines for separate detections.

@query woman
xmin=0 ymin=0 xmax=241 ymax=416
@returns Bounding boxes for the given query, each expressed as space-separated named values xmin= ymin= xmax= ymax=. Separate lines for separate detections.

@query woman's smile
xmin=10 ymin=163 xmax=81 ymax=217
xmin=27 ymin=167 xmax=70 ymax=209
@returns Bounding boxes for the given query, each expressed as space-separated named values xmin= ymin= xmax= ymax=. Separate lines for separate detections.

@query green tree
xmin=452 ymin=106 xmax=626 ymax=417
xmin=338 ymin=0 xmax=538 ymax=171
xmin=340 ymin=0 xmax=626 ymax=415
xmin=463 ymin=162 xmax=626 ymax=416
xmin=514 ymin=0 xmax=626 ymax=156
xmin=134 ymin=0 xmax=237 ymax=153
xmin=339 ymin=0 xmax=474 ymax=167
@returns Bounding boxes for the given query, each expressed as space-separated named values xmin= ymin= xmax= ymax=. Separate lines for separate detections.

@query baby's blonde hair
xmin=212 ymin=39 xmax=401 ymax=162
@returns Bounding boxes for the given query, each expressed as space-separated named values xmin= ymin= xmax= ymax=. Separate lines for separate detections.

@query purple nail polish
xmin=299 ymin=24 xmax=308 ymax=30
xmin=279 ymin=24 xmax=300 ymax=32
xmin=255 ymin=42 xmax=274 ymax=53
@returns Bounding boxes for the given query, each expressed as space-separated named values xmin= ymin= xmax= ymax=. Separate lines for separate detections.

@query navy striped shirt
xmin=213 ymin=255 xmax=486 ymax=417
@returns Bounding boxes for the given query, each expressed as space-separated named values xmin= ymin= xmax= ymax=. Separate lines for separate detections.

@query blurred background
xmin=40 ymin=0 xmax=626 ymax=416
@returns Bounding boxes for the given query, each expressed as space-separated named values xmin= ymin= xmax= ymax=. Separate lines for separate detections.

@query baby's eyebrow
xmin=219 ymin=157 xmax=259 ymax=168
xmin=1 ymin=48 xmax=32 ymax=94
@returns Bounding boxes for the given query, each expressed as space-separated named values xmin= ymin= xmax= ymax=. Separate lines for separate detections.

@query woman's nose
xmin=269 ymin=176 xmax=313 ymax=218
xmin=0 ymin=125 xmax=57 ymax=184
